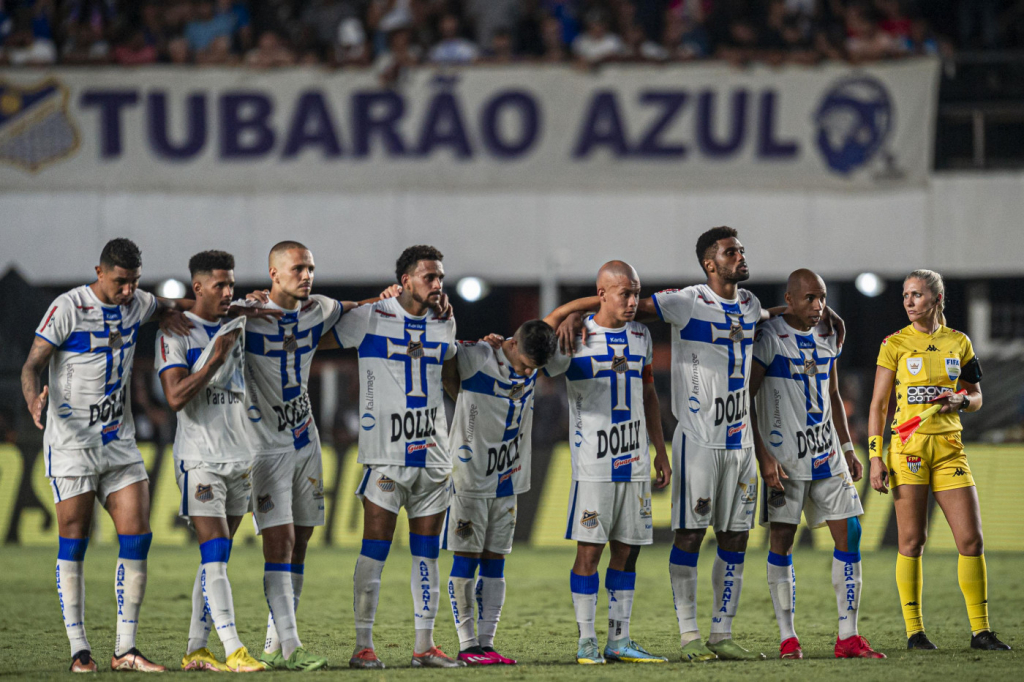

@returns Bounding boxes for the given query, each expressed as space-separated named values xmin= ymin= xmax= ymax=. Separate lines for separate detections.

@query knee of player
xmin=673 ymin=528 xmax=705 ymax=553
xmin=768 ymin=524 xmax=797 ymax=555
xmin=957 ymin=533 xmax=984 ymax=557
xmin=898 ymin=535 xmax=926 ymax=557
xmin=716 ymin=530 xmax=749 ymax=553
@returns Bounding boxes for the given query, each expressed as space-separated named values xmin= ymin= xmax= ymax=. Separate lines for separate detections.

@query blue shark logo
xmin=814 ymin=75 xmax=893 ymax=175
xmin=0 ymin=78 xmax=79 ymax=172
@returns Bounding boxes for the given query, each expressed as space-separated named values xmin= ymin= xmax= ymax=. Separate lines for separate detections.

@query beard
xmin=724 ymin=266 xmax=750 ymax=283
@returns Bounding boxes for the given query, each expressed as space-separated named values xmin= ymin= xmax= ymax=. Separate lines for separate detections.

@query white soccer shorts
xmin=250 ymin=439 xmax=325 ymax=530
xmin=443 ymin=494 xmax=517 ymax=555
xmin=175 ymin=459 xmax=252 ymax=519
xmin=356 ymin=464 xmax=452 ymax=519
xmin=671 ymin=429 xmax=757 ymax=533
xmin=759 ymin=470 xmax=864 ymax=528
xmin=46 ymin=440 xmax=149 ymax=504
xmin=564 ymin=480 xmax=653 ymax=546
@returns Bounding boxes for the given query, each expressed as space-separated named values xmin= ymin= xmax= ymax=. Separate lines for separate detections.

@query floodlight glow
xmin=157 ymin=278 xmax=187 ymax=299
xmin=456 ymin=276 xmax=489 ymax=302
xmin=855 ymin=272 xmax=885 ymax=297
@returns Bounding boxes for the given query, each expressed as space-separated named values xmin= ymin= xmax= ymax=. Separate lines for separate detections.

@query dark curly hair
xmin=189 ymin=250 xmax=235 ymax=277
xmin=695 ymin=226 xmax=738 ymax=274
xmin=516 ymin=319 xmax=558 ymax=368
xmin=99 ymin=238 xmax=142 ymax=270
xmin=395 ymin=245 xmax=444 ymax=283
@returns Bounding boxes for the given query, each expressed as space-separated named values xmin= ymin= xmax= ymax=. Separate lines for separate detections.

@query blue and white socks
xmin=115 ymin=533 xmax=152 ymax=656
xmin=449 ymin=555 xmax=480 ymax=649
xmin=605 ymin=568 xmax=636 ymax=643
xmin=767 ymin=551 xmax=797 ymax=642
xmin=832 ymin=549 xmax=862 ymax=639
xmin=669 ymin=546 xmax=700 ymax=644
xmin=263 ymin=563 xmax=300 ymax=658
xmin=199 ymin=539 xmax=243 ymax=656
xmin=709 ymin=548 xmax=745 ymax=644
xmin=57 ymin=537 xmax=90 ymax=655
xmin=476 ymin=558 xmax=505 ymax=649
xmin=187 ymin=564 xmax=212 ymax=654
xmin=570 ymin=571 xmax=599 ymax=642
xmin=353 ymin=539 xmax=390 ymax=650
xmin=410 ymin=533 xmax=440 ymax=654
xmin=264 ymin=563 xmax=303 ymax=657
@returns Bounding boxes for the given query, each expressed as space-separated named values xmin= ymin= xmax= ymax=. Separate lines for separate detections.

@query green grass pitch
xmin=1 ymin=545 xmax=1019 ymax=680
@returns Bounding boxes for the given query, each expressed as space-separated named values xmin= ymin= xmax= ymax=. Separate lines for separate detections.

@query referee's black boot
xmin=907 ymin=632 xmax=938 ymax=650
xmin=971 ymin=631 xmax=1011 ymax=650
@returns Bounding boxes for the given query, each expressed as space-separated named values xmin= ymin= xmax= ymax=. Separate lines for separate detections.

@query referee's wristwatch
xmin=959 ymin=395 xmax=971 ymax=412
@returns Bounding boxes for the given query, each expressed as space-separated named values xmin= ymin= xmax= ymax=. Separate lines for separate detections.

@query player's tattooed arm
xmin=21 ymin=336 xmax=57 ymax=430
xmin=643 ymin=379 xmax=672 ymax=489
xmin=159 ymin=330 xmax=241 ymax=411
xmin=828 ymin=361 xmax=862 ymax=482
xmin=749 ymin=360 xmax=788 ymax=491
xmin=867 ymin=365 xmax=896 ymax=494
xmin=543 ymin=296 xmax=599 ymax=355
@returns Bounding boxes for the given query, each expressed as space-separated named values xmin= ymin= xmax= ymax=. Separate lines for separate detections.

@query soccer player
xmin=21 ymin=238 xmax=194 ymax=672
xmin=441 ymin=319 xmax=559 ymax=665
xmin=545 ymin=261 xmax=671 ymax=665
xmin=868 ymin=270 xmax=1009 ymax=651
xmin=155 ymin=251 xmax=265 ymax=672
xmin=332 ymin=245 xmax=462 ymax=669
xmin=750 ymin=269 xmax=884 ymax=660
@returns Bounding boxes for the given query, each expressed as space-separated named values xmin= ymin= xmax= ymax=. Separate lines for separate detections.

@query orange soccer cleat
xmin=111 ymin=648 xmax=167 ymax=672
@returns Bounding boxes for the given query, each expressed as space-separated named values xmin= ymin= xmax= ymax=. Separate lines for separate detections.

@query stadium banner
xmin=0 ymin=59 xmax=938 ymax=192
xmin=2 ymin=442 xmax=1021 ymax=551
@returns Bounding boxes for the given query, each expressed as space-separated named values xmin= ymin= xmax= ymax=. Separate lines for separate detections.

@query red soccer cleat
xmin=482 ymin=647 xmax=517 ymax=665
xmin=780 ymin=637 xmax=803 ymax=660
xmin=836 ymin=635 xmax=887 ymax=659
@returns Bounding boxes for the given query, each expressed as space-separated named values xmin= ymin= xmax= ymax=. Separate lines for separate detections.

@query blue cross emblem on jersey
xmin=566 ymin=330 xmax=645 ymax=424
xmin=460 ymin=369 xmax=536 ymax=442
xmin=361 ymin=318 xmax=446 ymax=409
xmin=788 ymin=334 xmax=832 ymax=426
xmin=246 ymin=312 xmax=319 ymax=402
xmin=678 ymin=301 xmax=755 ymax=392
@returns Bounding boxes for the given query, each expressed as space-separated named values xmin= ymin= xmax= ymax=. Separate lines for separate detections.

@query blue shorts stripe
xmin=565 ymin=481 xmax=579 ymax=540
xmin=357 ymin=467 xmax=371 ymax=496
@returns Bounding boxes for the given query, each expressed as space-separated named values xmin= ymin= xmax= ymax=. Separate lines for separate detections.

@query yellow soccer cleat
xmin=181 ymin=647 xmax=229 ymax=672
xmin=225 ymin=647 xmax=267 ymax=672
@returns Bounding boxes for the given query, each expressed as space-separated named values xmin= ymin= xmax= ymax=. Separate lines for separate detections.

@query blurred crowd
xmin=0 ymin=1 xmax=1022 ymax=70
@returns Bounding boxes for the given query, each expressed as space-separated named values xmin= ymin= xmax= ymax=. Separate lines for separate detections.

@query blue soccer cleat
xmin=604 ymin=638 xmax=668 ymax=663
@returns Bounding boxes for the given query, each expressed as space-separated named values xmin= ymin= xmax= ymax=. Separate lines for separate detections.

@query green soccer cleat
xmin=706 ymin=639 xmax=766 ymax=661
xmin=284 ymin=647 xmax=328 ymax=671
xmin=576 ymin=638 xmax=606 ymax=664
xmin=258 ymin=650 xmax=286 ymax=670
xmin=681 ymin=639 xmax=717 ymax=663
xmin=604 ymin=638 xmax=668 ymax=663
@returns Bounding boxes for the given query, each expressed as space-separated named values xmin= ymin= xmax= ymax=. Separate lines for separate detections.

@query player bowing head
xmin=511 ymin=319 xmax=559 ymax=374
xmin=189 ymin=250 xmax=236 ymax=317
xmin=95 ymin=237 xmax=143 ymax=307
xmin=269 ymin=241 xmax=315 ymax=303
xmin=396 ymin=244 xmax=446 ymax=312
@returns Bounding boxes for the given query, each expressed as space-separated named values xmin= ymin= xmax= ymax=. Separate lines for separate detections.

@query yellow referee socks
xmin=896 ymin=554 xmax=924 ymax=637
xmin=958 ymin=554 xmax=990 ymax=635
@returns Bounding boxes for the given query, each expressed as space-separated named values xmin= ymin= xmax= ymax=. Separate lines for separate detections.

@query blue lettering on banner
xmin=282 ymin=91 xmax=343 ymax=159
xmin=148 ymin=91 xmax=206 ymax=160
xmin=480 ymin=90 xmax=540 ymax=158
xmin=80 ymin=89 xmax=139 ymax=157
xmin=221 ymin=91 xmax=275 ymax=158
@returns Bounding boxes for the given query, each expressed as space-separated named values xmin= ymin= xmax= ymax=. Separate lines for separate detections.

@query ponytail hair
xmin=905 ymin=269 xmax=946 ymax=326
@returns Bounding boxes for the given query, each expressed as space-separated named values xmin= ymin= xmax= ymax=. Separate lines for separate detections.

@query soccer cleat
xmin=349 ymin=648 xmax=385 ymax=669
xmin=258 ymin=650 xmax=286 ymax=670
xmin=971 ymin=631 xmax=1011 ymax=651
xmin=111 ymin=648 xmax=167 ymax=672
xmin=779 ymin=637 xmax=803 ymax=660
xmin=481 ymin=647 xmax=517 ymax=665
xmin=70 ymin=650 xmax=98 ymax=673
xmin=835 ymin=635 xmax=886 ymax=659
xmin=284 ymin=647 xmax=328 ymax=671
xmin=604 ymin=638 xmax=668 ymax=663
xmin=907 ymin=632 xmax=938 ymax=650
xmin=182 ymin=647 xmax=229 ymax=672
xmin=706 ymin=639 xmax=766 ymax=661
xmin=576 ymin=638 xmax=606 ymax=664
xmin=680 ymin=639 xmax=717 ymax=662
xmin=457 ymin=646 xmax=497 ymax=666
xmin=410 ymin=646 xmax=465 ymax=668
xmin=225 ymin=647 xmax=267 ymax=672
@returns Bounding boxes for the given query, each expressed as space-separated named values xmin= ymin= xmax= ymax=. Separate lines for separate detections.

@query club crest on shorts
xmin=376 ymin=475 xmax=396 ymax=493
xmin=455 ymin=519 xmax=473 ymax=538
xmin=0 ymin=77 xmax=80 ymax=172
xmin=906 ymin=357 xmax=923 ymax=375
xmin=768 ymin=489 xmax=787 ymax=508
xmin=737 ymin=478 xmax=757 ymax=504
xmin=945 ymin=357 xmax=960 ymax=380
xmin=694 ymin=497 xmax=711 ymax=516
xmin=194 ymin=484 xmax=213 ymax=502
xmin=638 ymin=495 xmax=652 ymax=519
xmin=257 ymin=494 xmax=274 ymax=514
xmin=905 ymin=455 xmax=922 ymax=474
xmin=580 ymin=510 xmax=599 ymax=529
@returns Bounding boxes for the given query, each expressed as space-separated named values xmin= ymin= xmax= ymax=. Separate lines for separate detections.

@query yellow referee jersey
xmin=876 ymin=324 xmax=976 ymax=436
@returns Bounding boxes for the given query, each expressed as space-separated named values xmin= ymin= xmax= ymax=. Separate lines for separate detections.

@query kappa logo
xmin=905 ymin=456 xmax=922 ymax=474
xmin=694 ymin=497 xmax=711 ymax=516
xmin=0 ymin=77 xmax=80 ymax=172
xmin=580 ymin=510 xmax=599 ymax=529
xmin=195 ymin=484 xmax=214 ymax=502
xmin=455 ymin=519 xmax=474 ymax=538
xmin=953 ymin=467 xmax=966 ymax=477
xmin=376 ymin=475 xmax=397 ymax=493
xmin=257 ymin=494 xmax=275 ymax=514
xmin=925 ymin=345 xmax=938 ymax=352
xmin=769 ymin=489 xmax=787 ymax=508
xmin=906 ymin=357 xmax=923 ymax=375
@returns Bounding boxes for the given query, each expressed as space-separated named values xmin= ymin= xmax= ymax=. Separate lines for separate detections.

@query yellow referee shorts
xmin=887 ymin=431 xmax=974 ymax=492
